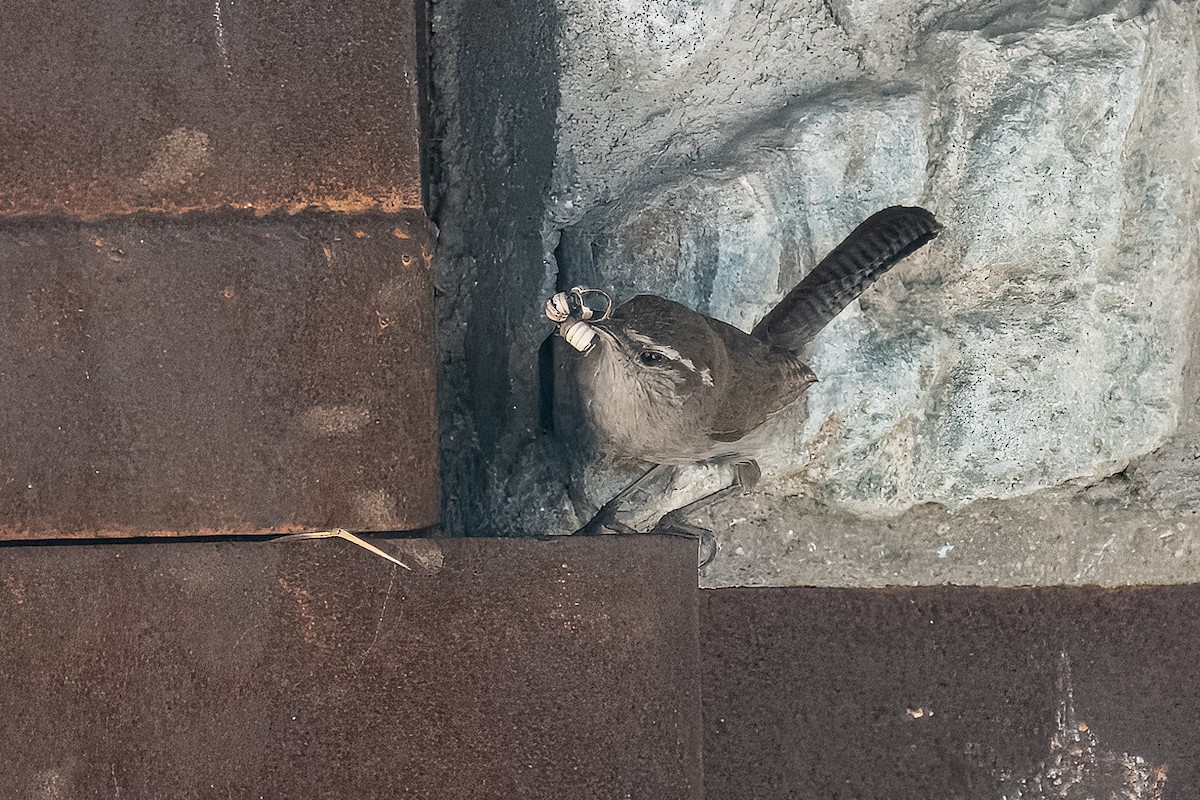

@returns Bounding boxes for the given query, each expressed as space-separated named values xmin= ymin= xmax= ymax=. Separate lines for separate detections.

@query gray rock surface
xmin=431 ymin=0 xmax=1200 ymax=586
xmin=699 ymin=481 xmax=1200 ymax=587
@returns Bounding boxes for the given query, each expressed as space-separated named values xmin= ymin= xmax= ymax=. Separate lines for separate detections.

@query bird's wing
xmin=704 ymin=319 xmax=810 ymax=443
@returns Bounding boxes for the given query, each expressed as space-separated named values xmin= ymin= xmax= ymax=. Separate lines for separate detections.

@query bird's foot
xmin=650 ymin=511 xmax=718 ymax=570
xmin=573 ymin=497 xmax=640 ymax=536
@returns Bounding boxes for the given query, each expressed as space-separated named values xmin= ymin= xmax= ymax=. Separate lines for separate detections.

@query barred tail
xmin=751 ymin=206 xmax=942 ymax=352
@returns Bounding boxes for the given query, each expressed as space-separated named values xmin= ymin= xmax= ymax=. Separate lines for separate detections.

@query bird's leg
xmin=657 ymin=461 xmax=758 ymax=520
xmin=649 ymin=487 xmax=737 ymax=569
xmin=574 ymin=463 xmax=679 ymax=536
xmin=650 ymin=461 xmax=759 ymax=568
xmin=574 ymin=494 xmax=639 ymax=536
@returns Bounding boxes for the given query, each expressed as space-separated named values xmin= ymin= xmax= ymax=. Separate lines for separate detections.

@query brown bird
xmin=559 ymin=206 xmax=942 ymax=559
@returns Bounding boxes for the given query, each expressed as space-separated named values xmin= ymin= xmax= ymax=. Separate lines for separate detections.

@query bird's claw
xmin=650 ymin=511 xmax=718 ymax=570
xmin=574 ymin=498 xmax=640 ymax=536
xmin=576 ymin=494 xmax=719 ymax=570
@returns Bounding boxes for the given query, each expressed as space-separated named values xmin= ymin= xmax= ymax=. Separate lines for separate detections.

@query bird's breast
xmin=578 ymin=347 xmax=747 ymax=464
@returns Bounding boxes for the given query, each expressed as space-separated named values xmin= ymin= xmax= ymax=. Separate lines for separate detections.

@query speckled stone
xmin=433 ymin=0 xmax=1200 ymax=587
xmin=562 ymin=2 xmax=1198 ymax=516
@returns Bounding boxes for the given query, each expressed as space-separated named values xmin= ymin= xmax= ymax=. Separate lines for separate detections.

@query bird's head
xmin=585 ymin=294 xmax=725 ymax=405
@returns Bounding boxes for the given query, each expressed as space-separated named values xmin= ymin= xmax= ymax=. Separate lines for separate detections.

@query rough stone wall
xmin=429 ymin=0 xmax=564 ymax=534
xmin=432 ymin=0 xmax=1200 ymax=586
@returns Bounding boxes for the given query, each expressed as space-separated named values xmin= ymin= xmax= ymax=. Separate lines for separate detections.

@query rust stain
xmin=276 ymin=575 xmax=326 ymax=650
xmin=284 ymin=190 xmax=413 ymax=217
xmin=0 ymin=523 xmax=314 ymax=541
xmin=0 ymin=215 xmax=438 ymax=540
xmin=701 ymin=587 xmax=1200 ymax=798
xmin=0 ymin=537 xmax=702 ymax=797
xmin=0 ymin=194 xmax=421 ymax=223
xmin=0 ymin=0 xmax=423 ymax=222
xmin=299 ymin=405 xmax=371 ymax=436
xmin=33 ymin=769 xmax=66 ymax=800
xmin=390 ymin=539 xmax=445 ymax=573
xmin=138 ymin=127 xmax=212 ymax=192
xmin=352 ymin=490 xmax=400 ymax=530
xmin=4 ymin=576 xmax=25 ymax=605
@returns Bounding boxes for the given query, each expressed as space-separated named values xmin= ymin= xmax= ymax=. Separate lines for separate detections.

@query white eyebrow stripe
xmin=625 ymin=327 xmax=699 ymax=372
xmin=624 ymin=327 xmax=654 ymax=346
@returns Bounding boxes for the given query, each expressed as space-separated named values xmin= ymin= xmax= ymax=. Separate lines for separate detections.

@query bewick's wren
xmin=555 ymin=206 xmax=942 ymax=552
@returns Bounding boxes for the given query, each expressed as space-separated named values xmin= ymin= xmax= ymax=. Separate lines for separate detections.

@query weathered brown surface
xmin=702 ymin=586 xmax=1196 ymax=799
xmin=0 ymin=214 xmax=437 ymax=538
xmin=0 ymin=0 xmax=423 ymax=219
xmin=0 ymin=535 xmax=702 ymax=799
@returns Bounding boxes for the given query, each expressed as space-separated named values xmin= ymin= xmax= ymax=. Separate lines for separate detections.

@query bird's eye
xmin=639 ymin=350 xmax=666 ymax=366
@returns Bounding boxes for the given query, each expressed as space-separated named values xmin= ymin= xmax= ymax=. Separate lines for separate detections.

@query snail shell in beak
xmin=558 ymin=317 xmax=597 ymax=352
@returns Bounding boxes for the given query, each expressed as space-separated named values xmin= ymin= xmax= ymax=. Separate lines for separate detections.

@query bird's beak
xmin=588 ymin=320 xmax=618 ymax=345
xmin=801 ymin=364 xmax=819 ymax=385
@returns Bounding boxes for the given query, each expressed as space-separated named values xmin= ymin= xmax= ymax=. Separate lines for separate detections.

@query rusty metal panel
xmin=0 ymin=0 xmax=423 ymax=219
xmin=0 ymin=214 xmax=437 ymax=538
xmin=701 ymin=586 xmax=1199 ymax=799
xmin=0 ymin=535 xmax=703 ymax=799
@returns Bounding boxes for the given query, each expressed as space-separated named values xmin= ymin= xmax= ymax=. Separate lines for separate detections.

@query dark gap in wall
xmin=414 ymin=0 xmax=433 ymax=213
xmin=542 ymin=331 xmax=559 ymax=434
xmin=553 ymin=231 xmax=571 ymax=294
xmin=429 ymin=0 xmax=563 ymax=533
xmin=537 ymin=232 xmax=571 ymax=435
xmin=538 ymin=336 xmax=558 ymax=436
xmin=0 ymin=527 xmax=440 ymax=549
